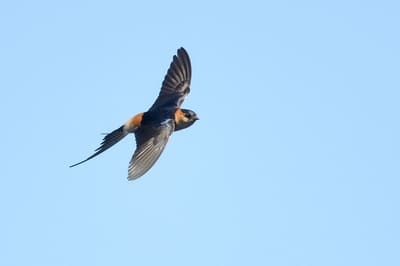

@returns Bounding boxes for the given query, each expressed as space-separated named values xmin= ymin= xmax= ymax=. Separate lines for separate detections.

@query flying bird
xmin=70 ymin=47 xmax=198 ymax=180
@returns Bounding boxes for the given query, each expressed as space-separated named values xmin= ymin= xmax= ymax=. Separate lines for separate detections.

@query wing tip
xmin=127 ymin=166 xmax=145 ymax=181
xmin=177 ymin=46 xmax=187 ymax=54
xmin=177 ymin=47 xmax=189 ymax=60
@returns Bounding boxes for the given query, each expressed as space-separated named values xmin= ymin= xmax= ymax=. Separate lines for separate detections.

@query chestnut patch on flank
xmin=127 ymin=112 xmax=144 ymax=130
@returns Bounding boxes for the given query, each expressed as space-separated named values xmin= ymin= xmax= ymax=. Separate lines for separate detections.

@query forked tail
xmin=70 ymin=125 xmax=128 ymax=167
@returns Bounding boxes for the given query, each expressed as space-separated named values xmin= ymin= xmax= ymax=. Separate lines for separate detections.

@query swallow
xmin=70 ymin=47 xmax=198 ymax=180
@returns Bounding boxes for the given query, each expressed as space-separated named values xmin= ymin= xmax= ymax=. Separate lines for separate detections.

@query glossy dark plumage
xmin=70 ymin=47 xmax=198 ymax=180
xmin=149 ymin=48 xmax=192 ymax=111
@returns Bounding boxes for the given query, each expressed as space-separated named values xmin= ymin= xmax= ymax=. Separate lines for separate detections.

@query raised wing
xmin=148 ymin=47 xmax=192 ymax=111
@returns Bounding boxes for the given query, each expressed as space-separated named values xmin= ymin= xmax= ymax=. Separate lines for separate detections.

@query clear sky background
xmin=1 ymin=1 xmax=399 ymax=265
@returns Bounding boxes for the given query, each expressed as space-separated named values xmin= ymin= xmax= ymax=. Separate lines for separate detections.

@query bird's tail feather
xmin=70 ymin=125 xmax=128 ymax=167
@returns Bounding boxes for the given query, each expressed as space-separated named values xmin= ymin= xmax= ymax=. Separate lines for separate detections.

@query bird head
xmin=174 ymin=109 xmax=199 ymax=131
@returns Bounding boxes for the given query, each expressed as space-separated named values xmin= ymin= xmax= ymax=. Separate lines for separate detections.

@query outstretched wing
xmin=127 ymin=120 xmax=174 ymax=180
xmin=148 ymin=47 xmax=192 ymax=111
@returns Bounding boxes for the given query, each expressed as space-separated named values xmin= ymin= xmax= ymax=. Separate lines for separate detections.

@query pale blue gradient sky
xmin=1 ymin=1 xmax=399 ymax=265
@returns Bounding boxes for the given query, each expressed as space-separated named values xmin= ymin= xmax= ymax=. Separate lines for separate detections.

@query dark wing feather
xmin=127 ymin=120 xmax=174 ymax=180
xmin=148 ymin=47 xmax=191 ymax=111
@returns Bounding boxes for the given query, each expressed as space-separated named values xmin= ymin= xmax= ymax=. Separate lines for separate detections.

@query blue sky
xmin=1 ymin=1 xmax=399 ymax=265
